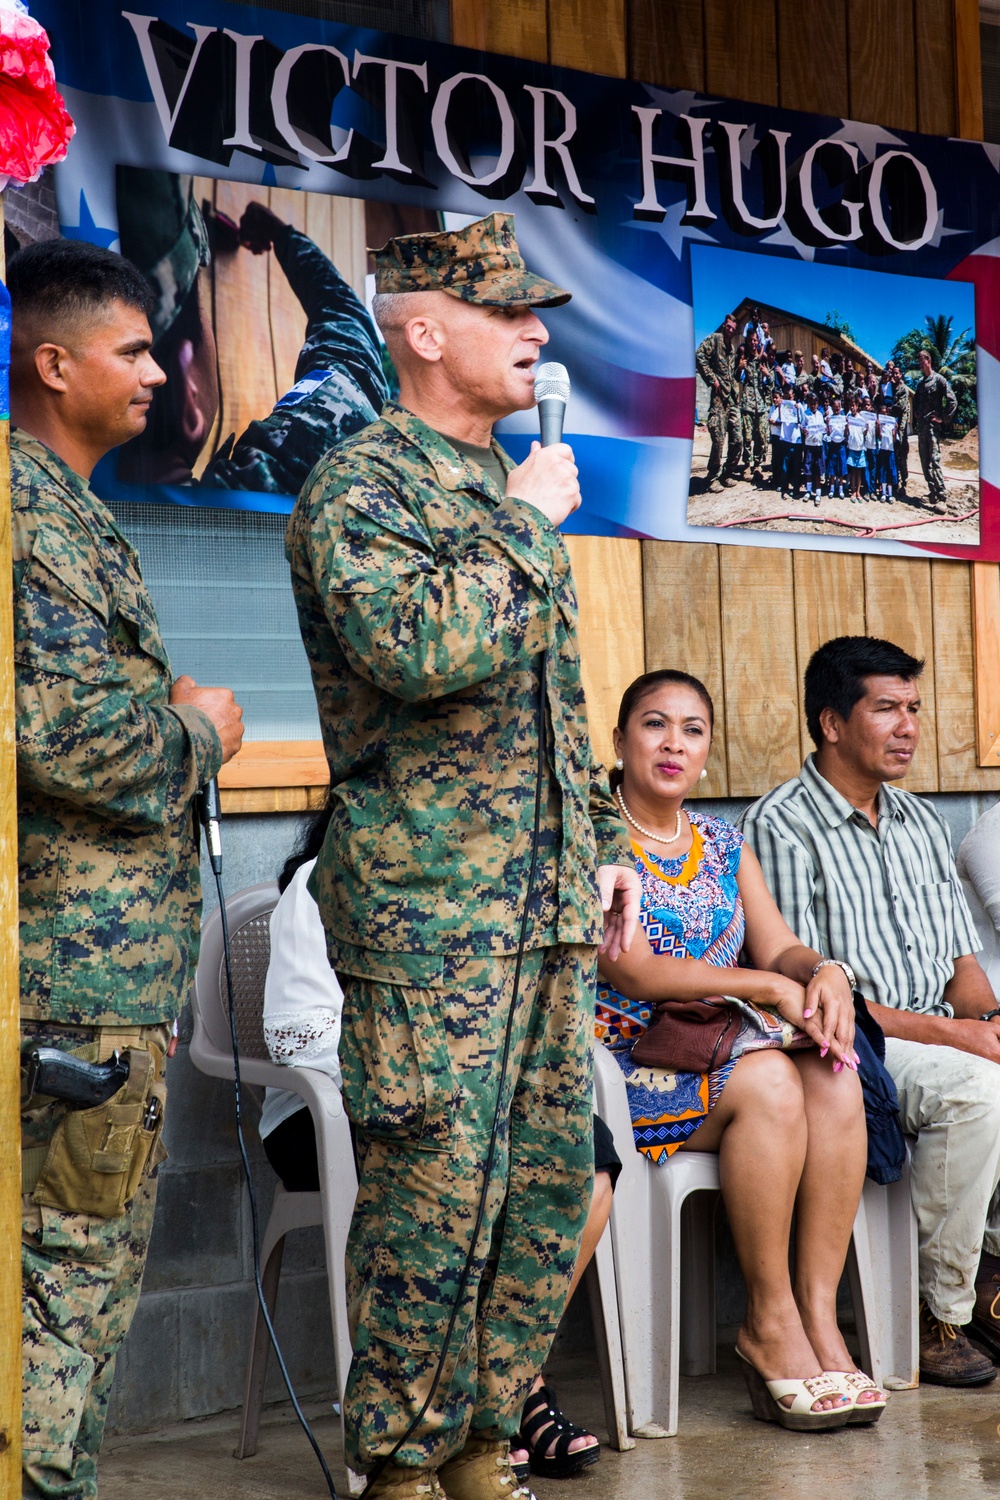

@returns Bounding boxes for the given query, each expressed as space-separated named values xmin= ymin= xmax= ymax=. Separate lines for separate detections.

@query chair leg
xmin=847 ymin=1170 xmax=920 ymax=1391
xmin=679 ymin=1191 xmax=717 ymax=1377
xmin=584 ymin=1229 xmax=636 ymax=1452
xmin=235 ymin=1232 xmax=286 ymax=1460
xmin=319 ymin=1115 xmax=365 ymax=1494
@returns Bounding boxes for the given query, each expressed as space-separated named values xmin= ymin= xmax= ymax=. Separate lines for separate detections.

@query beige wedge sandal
xmin=825 ymin=1369 xmax=888 ymax=1425
xmin=736 ymin=1349 xmax=852 ymax=1432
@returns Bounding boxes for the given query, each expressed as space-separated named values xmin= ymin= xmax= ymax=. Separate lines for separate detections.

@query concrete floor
xmin=97 ymin=1348 xmax=1000 ymax=1500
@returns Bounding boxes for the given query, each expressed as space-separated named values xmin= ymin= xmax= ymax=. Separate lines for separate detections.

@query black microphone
xmin=198 ymin=777 xmax=223 ymax=875
xmin=535 ymin=362 xmax=570 ymax=446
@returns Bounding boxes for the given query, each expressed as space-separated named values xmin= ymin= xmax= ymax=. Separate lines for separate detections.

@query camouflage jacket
xmin=201 ymin=226 xmax=388 ymax=496
xmin=912 ymin=370 xmax=957 ymax=428
xmin=286 ymin=403 xmax=632 ymax=976
xmin=739 ymin=358 xmax=771 ymax=415
xmin=892 ymin=379 xmax=913 ymax=432
xmin=12 ymin=431 xmax=223 ymax=1026
xmin=695 ymin=332 xmax=739 ymax=403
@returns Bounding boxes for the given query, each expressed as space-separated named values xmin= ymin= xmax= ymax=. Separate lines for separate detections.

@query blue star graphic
xmin=59 ymin=192 xmax=119 ymax=249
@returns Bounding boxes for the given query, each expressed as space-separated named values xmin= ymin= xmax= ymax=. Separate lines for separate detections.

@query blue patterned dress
xmin=595 ymin=812 xmax=745 ymax=1162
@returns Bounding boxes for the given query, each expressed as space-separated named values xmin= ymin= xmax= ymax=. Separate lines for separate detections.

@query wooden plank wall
xmin=450 ymin=0 xmax=1000 ymax=801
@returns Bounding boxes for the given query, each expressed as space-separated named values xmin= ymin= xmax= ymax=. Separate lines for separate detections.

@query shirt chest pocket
xmin=112 ymin=576 xmax=172 ymax=678
xmin=913 ymin=879 xmax=956 ymax=943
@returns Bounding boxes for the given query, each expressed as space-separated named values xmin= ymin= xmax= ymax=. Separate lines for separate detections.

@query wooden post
xmin=955 ymin=0 xmax=984 ymax=141
xmin=0 ymin=191 xmax=22 ymax=1487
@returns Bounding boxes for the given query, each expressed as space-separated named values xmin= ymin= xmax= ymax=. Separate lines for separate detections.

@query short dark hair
xmin=612 ymin=670 xmax=714 ymax=789
xmin=804 ymin=636 xmax=924 ymax=748
xmin=7 ymin=238 xmax=152 ymax=331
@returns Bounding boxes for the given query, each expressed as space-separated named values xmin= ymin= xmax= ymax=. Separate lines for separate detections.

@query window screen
xmin=109 ymin=501 xmax=321 ymax=744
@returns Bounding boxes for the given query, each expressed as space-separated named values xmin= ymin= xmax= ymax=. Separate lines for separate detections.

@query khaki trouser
xmin=883 ymin=1036 xmax=1000 ymax=1324
xmin=706 ymin=397 xmax=742 ymax=478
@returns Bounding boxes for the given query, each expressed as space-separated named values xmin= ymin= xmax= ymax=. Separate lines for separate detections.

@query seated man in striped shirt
xmin=742 ymin=635 xmax=1000 ymax=1389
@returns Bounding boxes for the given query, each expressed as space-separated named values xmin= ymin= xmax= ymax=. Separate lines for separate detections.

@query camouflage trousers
xmin=20 ymin=1021 xmax=169 ymax=1500
xmin=895 ymin=429 xmax=909 ymax=486
xmin=741 ymin=410 xmax=769 ymax=472
xmin=706 ymin=398 xmax=742 ymax=478
xmin=338 ymin=945 xmax=594 ymax=1474
xmin=917 ymin=422 xmax=944 ymax=502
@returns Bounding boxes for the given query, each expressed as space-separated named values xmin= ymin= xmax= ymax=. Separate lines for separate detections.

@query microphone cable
xmin=199 ymin=781 xmax=340 ymax=1499
xmin=359 ymin=649 xmax=549 ymax=1497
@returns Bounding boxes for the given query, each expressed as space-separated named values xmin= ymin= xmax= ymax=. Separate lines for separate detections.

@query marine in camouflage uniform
xmin=15 ymin=429 xmax=224 ymax=1499
xmin=912 ymin=354 xmax=957 ymax=510
xmin=891 ymin=371 xmax=912 ymax=493
xmin=739 ymin=354 xmax=770 ymax=478
xmin=287 ymin=213 xmax=633 ymax=1483
xmin=9 ymin=240 xmax=238 ymax=1499
xmin=695 ymin=315 xmax=742 ymax=484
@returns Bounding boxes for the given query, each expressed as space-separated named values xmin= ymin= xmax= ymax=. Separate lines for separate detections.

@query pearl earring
xmin=700 ymin=769 xmax=708 ymax=779
xmin=614 ymin=758 xmax=624 ymax=770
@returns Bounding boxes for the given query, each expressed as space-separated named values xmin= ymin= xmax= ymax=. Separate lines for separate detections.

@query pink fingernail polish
xmin=820 ymin=1045 xmax=828 ymax=1058
xmin=833 ymin=1060 xmax=843 ymax=1072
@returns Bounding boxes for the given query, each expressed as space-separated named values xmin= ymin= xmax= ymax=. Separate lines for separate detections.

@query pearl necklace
xmin=616 ymin=787 xmax=684 ymax=845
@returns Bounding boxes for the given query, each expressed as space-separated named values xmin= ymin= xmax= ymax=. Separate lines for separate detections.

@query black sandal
xmin=518 ymin=1383 xmax=600 ymax=1479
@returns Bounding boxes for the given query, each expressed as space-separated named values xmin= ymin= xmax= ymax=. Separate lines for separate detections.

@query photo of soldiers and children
xmin=686 ymin=245 xmax=980 ymax=546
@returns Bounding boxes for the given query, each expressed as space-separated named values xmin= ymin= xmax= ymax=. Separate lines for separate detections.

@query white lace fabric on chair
xmin=264 ymin=1009 xmax=341 ymax=1069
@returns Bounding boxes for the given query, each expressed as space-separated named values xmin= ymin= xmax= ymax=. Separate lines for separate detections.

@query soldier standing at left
xmin=696 ymin=312 xmax=742 ymax=491
xmin=9 ymin=239 xmax=245 ymax=1499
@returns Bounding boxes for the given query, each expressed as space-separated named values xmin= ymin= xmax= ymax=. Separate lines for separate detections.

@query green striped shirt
xmin=741 ymin=755 xmax=980 ymax=1016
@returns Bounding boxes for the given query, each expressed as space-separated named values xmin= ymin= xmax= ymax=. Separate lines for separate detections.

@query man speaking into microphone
xmin=287 ymin=212 xmax=639 ymax=1500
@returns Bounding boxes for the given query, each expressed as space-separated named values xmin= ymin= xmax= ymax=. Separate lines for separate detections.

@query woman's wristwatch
xmin=979 ymin=1008 xmax=1000 ymax=1023
xmin=812 ymin=958 xmax=858 ymax=990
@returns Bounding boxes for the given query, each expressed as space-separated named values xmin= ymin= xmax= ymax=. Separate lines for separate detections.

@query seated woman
xmin=596 ymin=670 xmax=887 ymax=1432
xmin=260 ymin=811 xmax=618 ymax=1481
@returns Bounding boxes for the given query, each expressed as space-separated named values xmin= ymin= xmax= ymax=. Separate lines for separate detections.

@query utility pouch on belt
xmin=30 ymin=1043 xmax=168 ymax=1219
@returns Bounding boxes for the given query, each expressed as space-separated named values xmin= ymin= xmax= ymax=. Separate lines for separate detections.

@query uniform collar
xmin=11 ymin=428 xmax=127 ymax=542
xmin=799 ymin=752 xmax=906 ymax=828
xmin=381 ymin=401 xmax=513 ymax=498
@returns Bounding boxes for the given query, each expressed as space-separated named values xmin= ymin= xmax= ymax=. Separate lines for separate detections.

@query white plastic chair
xmin=190 ymin=881 xmax=364 ymax=1495
xmin=191 ymin=884 xmax=634 ymax=1480
xmin=593 ymin=1044 xmax=918 ymax=1438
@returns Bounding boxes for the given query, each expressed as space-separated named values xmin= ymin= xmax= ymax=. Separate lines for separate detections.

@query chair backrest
xmin=192 ymin=881 xmax=280 ymax=1071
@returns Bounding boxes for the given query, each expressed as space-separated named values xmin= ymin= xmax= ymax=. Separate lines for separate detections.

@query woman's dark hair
xmin=611 ymin=670 xmax=715 ymax=790
xmin=804 ymin=636 xmax=923 ymax=748
xmin=277 ymin=800 xmax=331 ymax=894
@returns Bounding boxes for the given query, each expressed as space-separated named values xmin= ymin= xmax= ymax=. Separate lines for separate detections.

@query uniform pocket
xmin=32 ymin=1048 xmax=167 ymax=1219
xmin=339 ymin=979 xmax=458 ymax=1149
xmin=114 ymin=576 xmax=171 ymax=670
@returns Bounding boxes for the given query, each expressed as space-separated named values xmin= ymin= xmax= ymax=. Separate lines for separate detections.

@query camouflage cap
xmin=116 ymin=167 xmax=210 ymax=343
xmin=371 ymin=212 xmax=570 ymax=307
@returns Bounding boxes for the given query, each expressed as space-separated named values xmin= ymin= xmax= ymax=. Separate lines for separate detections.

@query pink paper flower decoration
xmin=0 ymin=1 xmax=73 ymax=188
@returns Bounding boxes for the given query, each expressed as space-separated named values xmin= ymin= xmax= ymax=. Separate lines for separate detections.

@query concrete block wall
xmin=105 ymin=790 xmax=1000 ymax=1436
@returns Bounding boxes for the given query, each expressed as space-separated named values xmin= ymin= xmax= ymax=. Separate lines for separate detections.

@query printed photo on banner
xmin=107 ymin=167 xmax=441 ymax=501
xmin=686 ymin=244 xmax=979 ymax=546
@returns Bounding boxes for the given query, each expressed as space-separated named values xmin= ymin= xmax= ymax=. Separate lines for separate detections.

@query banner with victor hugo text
xmin=25 ymin=0 xmax=1000 ymax=558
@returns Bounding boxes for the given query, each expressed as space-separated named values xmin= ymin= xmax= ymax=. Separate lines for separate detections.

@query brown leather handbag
xmin=629 ymin=996 xmax=739 ymax=1073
